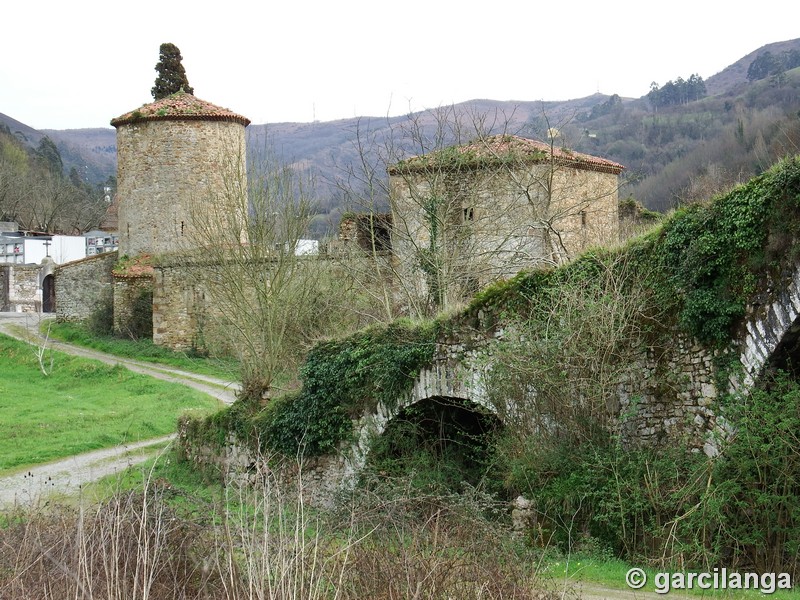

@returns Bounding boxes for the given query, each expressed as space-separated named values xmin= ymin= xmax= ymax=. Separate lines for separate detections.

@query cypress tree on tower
xmin=151 ymin=43 xmax=194 ymax=100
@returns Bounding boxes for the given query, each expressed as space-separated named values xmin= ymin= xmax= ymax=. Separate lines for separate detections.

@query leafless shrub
xmin=487 ymin=251 xmax=665 ymax=447
xmin=332 ymin=482 xmax=552 ymax=600
xmin=0 ymin=481 xmax=225 ymax=599
xmin=0 ymin=460 xmax=552 ymax=599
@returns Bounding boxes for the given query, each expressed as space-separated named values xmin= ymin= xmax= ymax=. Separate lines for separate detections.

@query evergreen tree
xmin=647 ymin=74 xmax=706 ymax=109
xmin=35 ymin=136 xmax=63 ymax=175
xmin=747 ymin=51 xmax=781 ymax=82
xmin=151 ymin=43 xmax=194 ymax=100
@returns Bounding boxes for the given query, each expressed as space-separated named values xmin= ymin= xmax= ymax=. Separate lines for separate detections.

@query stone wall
xmin=152 ymin=259 xmax=233 ymax=351
xmin=55 ymin=252 xmax=117 ymax=321
xmin=422 ymin=328 xmax=724 ymax=457
xmin=177 ymin=419 xmax=349 ymax=507
xmin=1 ymin=264 xmax=41 ymax=312
xmin=178 ymin=327 xmax=728 ymax=506
xmin=0 ymin=266 xmax=8 ymax=311
xmin=154 ymin=261 xmax=206 ymax=350
xmin=617 ymin=337 xmax=724 ymax=456
xmin=153 ymin=255 xmax=355 ymax=353
xmin=112 ymin=274 xmax=153 ymax=337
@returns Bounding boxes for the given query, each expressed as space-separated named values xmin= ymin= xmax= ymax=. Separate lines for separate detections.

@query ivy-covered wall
xmin=181 ymin=156 xmax=800 ymax=474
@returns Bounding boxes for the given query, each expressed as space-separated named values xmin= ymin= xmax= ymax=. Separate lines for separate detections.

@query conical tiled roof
xmin=111 ymin=90 xmax=250 ymax=127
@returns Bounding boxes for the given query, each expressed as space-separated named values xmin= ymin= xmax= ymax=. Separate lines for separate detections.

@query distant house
xmin=0 ymin=224 xmax=110 ymax=314
xmin=83 ymin=230 xmax=119 ymax=256
xmin=294 ymin=239 xmax=319 ymax=256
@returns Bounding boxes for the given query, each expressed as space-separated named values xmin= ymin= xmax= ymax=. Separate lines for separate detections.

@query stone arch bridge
xmin=330 ymin=259 xmax=800 ymax=485
xmin=181 ymin=260 xmax=800 ymax=503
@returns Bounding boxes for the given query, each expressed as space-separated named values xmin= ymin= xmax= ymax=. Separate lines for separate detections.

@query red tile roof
xmin=389 ymin=134 xmax=623 ymax=175
xmin=111 ymin=91 xmax=250 ymax=127
xmin=112 ymin=254 xmax=154 ymax=278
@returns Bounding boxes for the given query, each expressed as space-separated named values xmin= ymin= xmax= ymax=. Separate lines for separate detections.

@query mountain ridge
xmin=3 ymin=37 xmax=799 ymax=226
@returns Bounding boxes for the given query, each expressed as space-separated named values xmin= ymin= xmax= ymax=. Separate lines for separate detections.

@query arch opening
xmin=763 ymin=316 xmax=800 ymax=379
xmin=364 ymin=395 xmax=503 ymax=494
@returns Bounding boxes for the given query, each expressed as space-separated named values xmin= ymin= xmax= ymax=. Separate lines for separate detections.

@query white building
xmin=83 ymin=230 xmax=120 ymax=256
xmin=295 ymin=239 xmax=319 ymax=256
xmin=0 ymin=233 xmax=88 ymax=265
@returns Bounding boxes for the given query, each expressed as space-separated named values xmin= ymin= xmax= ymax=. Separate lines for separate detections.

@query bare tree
xmin=0 ymin=156 xmax=107 ymax=234
xmin=186 ymin=143 xmax=359 ymax=402
xmin=333 ymin=106 xmax=527 ymax=318
xmin=468 ymin=112 xmax=623 ymax=267
xmin=485 ymin=251 xmax=664 ymax=446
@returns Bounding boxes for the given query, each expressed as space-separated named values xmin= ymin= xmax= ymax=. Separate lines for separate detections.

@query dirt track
xmin=0 ymin=312 xmax=238 ymax=507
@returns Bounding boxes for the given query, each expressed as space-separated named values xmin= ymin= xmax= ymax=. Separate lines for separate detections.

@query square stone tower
xmin=387 ymin=134 xmax=624 ymax=309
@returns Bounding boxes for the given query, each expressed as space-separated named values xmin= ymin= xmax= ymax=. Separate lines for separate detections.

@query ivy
xmin=247 ymin=319 xmax=438 ymax=456
xmin=713 ymin=371 xmax=800 ymax=574
xmin=183 ymin=157 xmax=800 ymax=469
xmin=461 ymin=156 xmax=800 ymax=348
xmin=658 ymin=157 xmax=800 ymax=345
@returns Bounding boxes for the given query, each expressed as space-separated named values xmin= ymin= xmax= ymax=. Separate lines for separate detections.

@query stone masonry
xmin=112 ymin=92 xmax=250 ymax=257
xmin=1 ymin=264 xmax=41 ymax=312
xmin=388 ymin=135 xmax=622 ymax=306
xmin=112 ymin=273 xmax=153 ymax=336
xmin=55 ymin=252 xmax=117 ymax=322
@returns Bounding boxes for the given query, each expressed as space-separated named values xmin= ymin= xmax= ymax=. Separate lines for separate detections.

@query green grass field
xmin=0 ymin=334 xmax=223 ymax=474
xmin=45 ymin=320 xmax=239 ymax=380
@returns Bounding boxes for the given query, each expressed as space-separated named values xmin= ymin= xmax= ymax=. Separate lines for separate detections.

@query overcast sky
xmin=1 ymin=0 xmax=798 ymax=131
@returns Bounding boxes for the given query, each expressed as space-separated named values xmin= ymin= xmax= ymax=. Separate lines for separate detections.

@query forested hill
xmin=2 ymin=37 xmax=799 ymax=232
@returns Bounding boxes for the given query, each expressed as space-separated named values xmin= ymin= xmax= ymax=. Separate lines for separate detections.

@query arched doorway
xmin=42 ymin=274 xmax=55 ymax=313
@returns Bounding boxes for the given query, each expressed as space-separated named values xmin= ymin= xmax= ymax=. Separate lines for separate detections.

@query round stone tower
xmin=111 ymin=91 xmax=250 ymax=256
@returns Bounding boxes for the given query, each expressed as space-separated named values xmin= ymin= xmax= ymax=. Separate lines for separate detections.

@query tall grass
xmin=0 ymin=455 xmax=546 ymax=599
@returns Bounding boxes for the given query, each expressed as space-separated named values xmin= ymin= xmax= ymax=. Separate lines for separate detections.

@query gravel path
xmin=570 ymin=582 xmax=692 ymax=600
xmin=0 ymin=436 xmax=175 ymax=507
xmin=0 ymin=312 xmax=239 ymax=507
xmin=0 ymin=312 xmax=239 ymax=405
